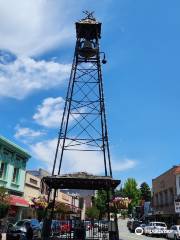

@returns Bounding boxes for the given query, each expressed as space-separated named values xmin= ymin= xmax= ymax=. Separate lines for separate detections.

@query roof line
xmin=0 ymin=135 xmax=31 ymax=158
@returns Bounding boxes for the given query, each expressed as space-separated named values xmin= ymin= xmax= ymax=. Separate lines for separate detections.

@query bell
xmin=79 ymin=40 xmax=97 ymax=59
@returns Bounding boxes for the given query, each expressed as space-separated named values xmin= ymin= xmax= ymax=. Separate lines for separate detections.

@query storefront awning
xmin=10 ymin=195 xmax=29 ymax=207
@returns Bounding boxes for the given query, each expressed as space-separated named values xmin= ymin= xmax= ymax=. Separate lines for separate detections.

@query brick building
xmin=152 ymin=165 xmax=180 ymax=225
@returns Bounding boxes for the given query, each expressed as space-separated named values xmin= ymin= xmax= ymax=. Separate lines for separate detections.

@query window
xmin=15 ymin=220 xmax=26 ymax=227
xmin=0 ymin=162 xmax=5 ymax=178
xmin=12 ymin=167 xmax=19 ymax=183
xmin=171 ymin=226 xmax=176 ymax=230
xmin=3 ymin=149 xmax=12 ymax=158
xmin=41 ymin=182 xmax=45 ymax=194
xmin=164 ymin=190 xmax=168 ymax=205
xmin=30 ymin=178 xmax=37 ymax=185
xmin=155 ymin=194 xmax=159 ymax=206
xmin=159 ymin=192 xmax=163 ymax=206
xmin=169 ymin=188 xmax=174 ymax=204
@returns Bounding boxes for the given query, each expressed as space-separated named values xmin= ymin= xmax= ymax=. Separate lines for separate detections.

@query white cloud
xmin=0 ymin=56 xmax=70 ymax=99
xmin=33 ymin=96 xmax=82 ymax=128
xmin=0 ymin=0 xmax=112 ymax=56
xmin=0 ymin=0 xmax=75 ymax=56
xmin=30 ymin=138 xmax=137 ymax=175
xmin=33 ymin=97 xmax=65 ymax=128
xmin=113 ymin=158 xmax=137 ymax=171
xmin=14 ymin=125 xmax=45 ymax=142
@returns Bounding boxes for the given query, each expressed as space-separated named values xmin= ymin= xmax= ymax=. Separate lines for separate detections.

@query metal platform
xmin=42 ymin=173 xmax=120 ymax=190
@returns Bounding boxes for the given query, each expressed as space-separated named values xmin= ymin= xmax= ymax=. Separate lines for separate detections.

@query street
xmin=118 ymin=219 xmax=166 ymax=240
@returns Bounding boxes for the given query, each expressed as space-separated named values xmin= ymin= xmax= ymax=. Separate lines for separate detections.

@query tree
xmin=140 ymin=182 xmax=151 ymax=201
xmin=123 ymin=178 xmax=140 ymax=214
xmin=115 ymin=187 xmax=126 ymax=197
xmin=0 ymin=186 xmax=10 ymax=219
xmin=86 ymin=206 xmax=99 ymax=219
xmin=95 ymin=190 xmax=109 ymax=218
xmin=55 ymin=202 xmax=70 ymax=214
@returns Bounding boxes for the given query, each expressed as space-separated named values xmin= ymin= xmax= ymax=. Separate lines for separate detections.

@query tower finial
xmin=82 ymin=10 xmax=95 ymax=20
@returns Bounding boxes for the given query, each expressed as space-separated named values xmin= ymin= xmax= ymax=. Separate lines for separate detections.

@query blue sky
xmin=0 ymin=0 xmax=180 ymax=187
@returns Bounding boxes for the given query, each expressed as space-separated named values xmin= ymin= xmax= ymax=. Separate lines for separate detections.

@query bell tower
xmin=49 ymin=11 xmax=113 ymax=178
xmin=42 ymin=12 xmax=120 ymax=240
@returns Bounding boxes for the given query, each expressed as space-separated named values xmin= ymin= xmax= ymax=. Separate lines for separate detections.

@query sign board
xmin=174 ymin=201 xmax=180 ymax=213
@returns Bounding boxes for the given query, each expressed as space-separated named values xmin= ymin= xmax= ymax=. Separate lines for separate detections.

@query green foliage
xmin=55 ymin=202 xmax=70 ymax=213
xmin=115 ymin=187 xmax=125 ymax=197
xmin=0 ymin=187 xmax=10 ymax=219
xmin=36 ymin=208 xmax=46 ymax=221
xmin=0 ymin=204 xmax=9 ymax=219
xmin=123 ymin=178 xmax=140 ymax=214
xmin=0 ymin=186 xmax=10 ymax=203
xmin=120 ymin=209 xmax=128 ymax=218
xmin=95 ymin=190 xmax=108 ymax=218
xmin=140 ymin=182 xmax=151 ymax=201
xmin=86 ymin=206 xmax=99 ymax=219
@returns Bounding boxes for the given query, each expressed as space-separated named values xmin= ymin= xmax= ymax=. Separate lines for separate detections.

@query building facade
xmin=152 ymin=165 xmax=180 ymax=225
xmin=23 ymin=172 xmax=41 ymax=218
xmin=0 ymin=135 xmax=30 ymax=221
xmin=27 ymin=169 xmax=83 ymax=219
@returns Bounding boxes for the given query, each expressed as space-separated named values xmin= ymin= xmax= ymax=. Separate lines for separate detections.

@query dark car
xmin=127 ymin=219 xmax=133 ymax=230
xmin=129 ymin=220 xmax=142 ymax=232
xmin=7 ymin=219 xmax=41 ymax=240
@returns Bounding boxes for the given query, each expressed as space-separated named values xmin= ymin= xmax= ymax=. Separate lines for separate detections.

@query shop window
xmin=169 ymin=188 xmax=174 ymax=204
xmin=155 ymin=194 xmax=158 ymax=206
xmin=159 ymin=192 xmax=163 ymax=206
xmin=12 ymin=167 xmax=19 ymax=183
xmin=0 ymin=162 xmax=5 ymax=178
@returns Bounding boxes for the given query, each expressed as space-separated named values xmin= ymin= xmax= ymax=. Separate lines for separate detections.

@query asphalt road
xmin=118 ymin=219 xmax=166 ymax=240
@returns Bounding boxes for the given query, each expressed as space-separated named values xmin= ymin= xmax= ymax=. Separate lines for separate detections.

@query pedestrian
xmin=25 ymin=222 xmax=33 ymax=240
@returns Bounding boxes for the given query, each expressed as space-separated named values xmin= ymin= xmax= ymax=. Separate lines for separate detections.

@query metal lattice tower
xmin=52 ymin=12 xmax=112 ymax=177
xmin=42 ymin=13 xmax=120 ymax=240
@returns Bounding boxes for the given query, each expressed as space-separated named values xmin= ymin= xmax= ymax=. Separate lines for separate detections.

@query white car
xmin=144 ymin=221 xmax=167 ymax=236
xmin=167 ymin=225 xmax=180 ymax=239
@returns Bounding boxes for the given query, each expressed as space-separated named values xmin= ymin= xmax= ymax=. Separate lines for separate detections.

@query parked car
xmin=7 ymin=219 xmax=41 ymax=240
xmin=129 ymin=220 xmax=142 ymax=232
xmin=144 ymin=221 xmax=167 ymax=237
xmin=167 ymin=225 xmax=180 ymax=239
xmin=127 ymin=219 xmax=133 ymax=230
xmin=139 ymin=223 xmax=146 ymax=234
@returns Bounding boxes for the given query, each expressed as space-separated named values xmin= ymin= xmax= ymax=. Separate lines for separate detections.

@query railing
xmin=49 ymin=219 xmax=112 ymax=240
